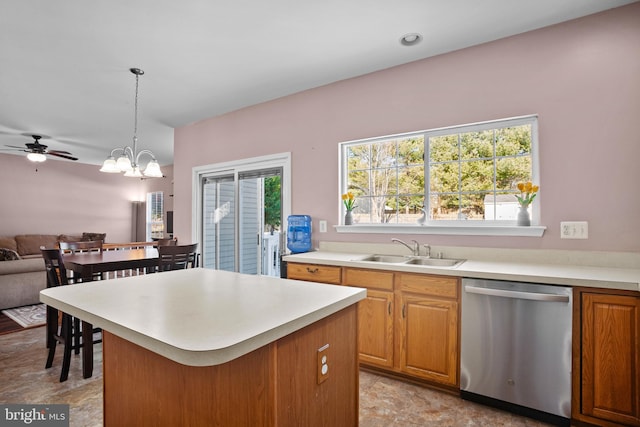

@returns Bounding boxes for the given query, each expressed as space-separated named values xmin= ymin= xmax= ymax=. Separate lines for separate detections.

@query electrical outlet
xmin=317 ymin=344 xmax=330 ymax=384
xmin=319 ymin=220 xmax=327 ymax=233
xmin=560 ymin=221 xmax=588 ymax=239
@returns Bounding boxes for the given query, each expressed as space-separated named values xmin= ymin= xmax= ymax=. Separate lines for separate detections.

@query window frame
xmin=146 ymin=191 xmax=164 ymax=241
xmin=338 ymin=115 xmax=545 ymax=237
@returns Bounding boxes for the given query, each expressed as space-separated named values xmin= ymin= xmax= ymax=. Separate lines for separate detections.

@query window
xmin=146 ymin=191 xmax=164 ymax=240
xmin=340 ymin=115 xmax=538 ymax=227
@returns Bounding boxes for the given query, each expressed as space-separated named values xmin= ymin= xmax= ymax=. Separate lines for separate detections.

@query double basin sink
xmin=354 ymin=254 xmax=465 ymax=268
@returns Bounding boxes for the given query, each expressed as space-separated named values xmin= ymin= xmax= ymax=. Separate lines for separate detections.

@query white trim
xmin=335 ymin=224 xmax=546 ymax=237
xmin=338 ymin=115 xmax=541 ymax=230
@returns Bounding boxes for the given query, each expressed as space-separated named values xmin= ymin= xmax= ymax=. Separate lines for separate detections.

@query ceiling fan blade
xmin=5 ymin=145 xmax=25 ymax=149
xmin=48 ymin=149 xmax=73 ymax=155
xmin=48 ymin=152 xmax=78 ymax=161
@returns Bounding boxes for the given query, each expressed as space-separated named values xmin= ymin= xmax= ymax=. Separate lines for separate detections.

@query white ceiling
xmin=0 ymin=0 xmax=636 ymax=166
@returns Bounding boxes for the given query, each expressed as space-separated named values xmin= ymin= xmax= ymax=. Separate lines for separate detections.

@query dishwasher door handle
xmin=464 ymin=285 xmax=570 ymax=302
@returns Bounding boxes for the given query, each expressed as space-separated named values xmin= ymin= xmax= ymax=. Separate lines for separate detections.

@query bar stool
xmin=41 ymin=248 xmax=101 ymax=382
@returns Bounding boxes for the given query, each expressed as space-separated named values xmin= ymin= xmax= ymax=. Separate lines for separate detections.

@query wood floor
xmin=0 ymin=312 xmax=22 ymax=335
xmin=1 ymin=326 xmax=551 ymax=426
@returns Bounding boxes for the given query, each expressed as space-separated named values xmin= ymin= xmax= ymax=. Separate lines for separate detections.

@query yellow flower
xmin=341 ymin=192 xmax=356 ymax=211
xmin=515 ymin=181 xmax=539 ymax=207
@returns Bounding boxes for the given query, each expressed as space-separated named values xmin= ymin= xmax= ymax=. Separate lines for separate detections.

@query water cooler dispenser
xmin=287 ymin=215 xmax=312 ymax=254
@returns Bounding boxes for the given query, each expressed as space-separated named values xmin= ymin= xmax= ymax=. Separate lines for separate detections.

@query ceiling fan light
xmin=116 ymin=154 xmax=132 ymax=172
xmin=143 ymin=159 xmax=163 ymax=177
xmin=124 ymin=166 xmax=143 ymax=178
xmin=27 ymin=152 xmax=46 ymax=163
xmin=99 ymin=156 xmax=120 ymax=173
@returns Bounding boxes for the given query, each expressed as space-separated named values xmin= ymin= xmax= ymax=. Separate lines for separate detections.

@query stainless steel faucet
xmin=391 ymin=238 xmax=419 ymax=256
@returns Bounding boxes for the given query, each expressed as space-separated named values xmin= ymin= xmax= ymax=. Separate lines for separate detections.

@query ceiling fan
xmin=3 ymin=134 xmax=78 ymax=162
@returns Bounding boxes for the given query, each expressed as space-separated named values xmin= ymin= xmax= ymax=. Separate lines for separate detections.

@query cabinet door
xmin=581 ymin=293 xmax=640 ymax=426
xmin=398 ymin=294 xmax=458 ymax=386
xmin=343 ymin=268 xmax=394 ymax=368
xmin=358 ymin=289 xmax=394 ymax=367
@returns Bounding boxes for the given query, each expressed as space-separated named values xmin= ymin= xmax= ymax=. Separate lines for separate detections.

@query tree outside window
xmin=341 ymin=116 xmax=537 ymax=225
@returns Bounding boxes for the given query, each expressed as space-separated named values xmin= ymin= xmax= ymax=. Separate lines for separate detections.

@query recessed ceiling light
xmin=400 ymin=33 xmax=423 ymax=46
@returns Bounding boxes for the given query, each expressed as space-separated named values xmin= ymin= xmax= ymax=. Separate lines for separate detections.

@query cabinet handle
xmin=388 ymin=302 xmax=392 ymax=315
xmin=306 ymin=267 xmax=318 ymax=274
xmin=402 ymin=304 xmax=405 ymax=318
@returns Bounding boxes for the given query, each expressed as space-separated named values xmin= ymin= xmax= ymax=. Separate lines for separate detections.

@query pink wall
xmin=0 ymin=153 xmax=173 ymax=243
xmin=174 ymin=4 xmax=640 ymax=253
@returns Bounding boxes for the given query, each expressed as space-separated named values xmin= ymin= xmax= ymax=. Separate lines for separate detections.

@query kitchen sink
xmin=404 ymin=257 xmax=465 ymax=267
xmin=356 ymin=254 xmax=465 ymax=268
xmin=359 ymin=254 xmax=409 ymax=263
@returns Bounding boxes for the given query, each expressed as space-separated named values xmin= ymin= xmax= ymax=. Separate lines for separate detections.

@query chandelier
xmin=99 ymin=68 xmax=163 ymax=178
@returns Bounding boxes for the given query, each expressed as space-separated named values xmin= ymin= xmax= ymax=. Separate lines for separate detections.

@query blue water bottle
xmin=287 ymin=215 xmax=312 ymax=253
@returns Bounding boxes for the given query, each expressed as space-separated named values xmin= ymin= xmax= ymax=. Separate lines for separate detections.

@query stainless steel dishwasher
xmin=460 ymin=278 xmax=572 ymax=426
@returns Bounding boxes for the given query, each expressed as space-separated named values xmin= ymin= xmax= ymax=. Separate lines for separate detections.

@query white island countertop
xmin=40 ymin=268 xmax=366 ymax=366
xmin=284 ymin=251 xmax=640 ymax=291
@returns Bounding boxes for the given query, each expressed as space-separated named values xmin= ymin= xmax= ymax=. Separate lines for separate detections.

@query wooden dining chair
xmin=59 ymin=240 xmax=104 ymax=280
xmin=158 ymin=243 xmax=198 ymax=271
xmin=41 ymin=248 xmax=101 ymax=382
xmin=59 ymin=240 xmax=103 ymax=254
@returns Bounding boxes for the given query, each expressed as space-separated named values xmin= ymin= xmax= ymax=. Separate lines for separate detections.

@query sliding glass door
xmin=201 ymin=174 xmax=236 ymax=272
xmin=195 ymin=153 xmax=290 ymax=277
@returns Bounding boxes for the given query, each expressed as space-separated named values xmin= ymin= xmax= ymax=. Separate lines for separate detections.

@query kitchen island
xmin=40 ymin=268 xmax=366 ymax=427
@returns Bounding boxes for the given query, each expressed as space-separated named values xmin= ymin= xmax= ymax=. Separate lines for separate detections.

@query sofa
xmin=0 ymin=233 xmax=106 ymax=310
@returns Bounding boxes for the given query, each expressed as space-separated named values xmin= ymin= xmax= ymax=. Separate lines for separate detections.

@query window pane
xmin=347 ymin=169 xmax=369 ymax=195
xmin=460 ymin=159 xmax=494 ymax=192
xmin=496 ymin=157 xmax=531 ymax=190
xmin=430 ymin=163 xmax=459 ymax=194
xmin=461 ymin=193 xmax=486 ymax=221
xmin=397 ymin=137 xmax=424 ymax=166
xmin=430 ymin=135 xmax=458 ymax=162
xmin=460 ymin=130 xmax=493 ymax=160
xmin=431 ymin=193 xmax=460 ymax=220
xmin=496 ymin=125 xmax=531 ymax=156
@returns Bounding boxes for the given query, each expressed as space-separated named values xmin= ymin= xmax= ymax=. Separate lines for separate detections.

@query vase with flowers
xmin=341 ymin=192 xmax=356 ymax=225
xmin=515 ymin=181 xmax=539 ymax=226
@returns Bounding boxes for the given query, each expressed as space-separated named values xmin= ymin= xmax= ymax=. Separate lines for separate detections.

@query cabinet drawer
xmin=287 ymin=263 xmax=342 ymax=285
xmin=343 ymin=268 xmax=394 ymax=291
xmin=397 ymin=273 xmax=459 ymax=299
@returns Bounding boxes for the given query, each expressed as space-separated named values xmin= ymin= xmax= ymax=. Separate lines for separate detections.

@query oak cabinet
xmin=573 ymin=289 xmax=640 ymax=426
xmin=343 ymin=268 xmax=395 ymax=368
xmin=286 ymin=263 xmax=342 ymax=285
xmin=397 ymin=273 xmax=459 ymax=387
xmin=287 ymin=262 xmax=460 ymax=389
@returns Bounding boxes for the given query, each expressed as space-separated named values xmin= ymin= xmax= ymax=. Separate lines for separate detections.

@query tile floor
xmin=1 ymin=327 xmax=551 ymax=426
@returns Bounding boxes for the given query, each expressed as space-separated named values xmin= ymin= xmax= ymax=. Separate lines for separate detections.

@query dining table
xmin=62 ymin=247 xmax=159 ymax=282
xmin=59 ymin=247 xmax=159 ymax=378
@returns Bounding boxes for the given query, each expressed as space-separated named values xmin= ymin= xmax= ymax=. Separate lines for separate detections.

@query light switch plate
xmin=560 ymin=221 xmax=588 ymax=239
xmin=319 ymin=220 xmax=327 ymax=233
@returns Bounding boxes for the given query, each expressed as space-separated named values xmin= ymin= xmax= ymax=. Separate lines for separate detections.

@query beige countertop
xmin=40 ymin=268 xmax=366 ymax=366
xmin=283 ymin=251 xmax=640 ymax=291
